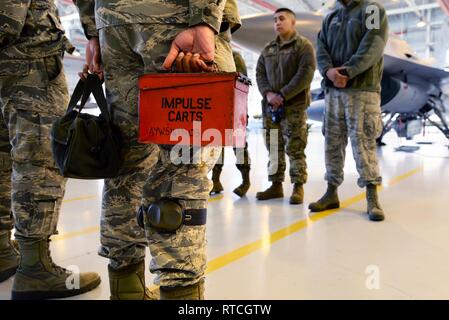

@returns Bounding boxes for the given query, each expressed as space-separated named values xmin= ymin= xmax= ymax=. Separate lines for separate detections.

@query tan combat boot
xmin=289 ymin=183 xmax=304 ymax=205
xmin=11 ymin=238 xmax=101 ymax=300
xmin=308 ymin=184 xmax=340 ymax=212
xmin=256 ymin=182 xmax=283 ymax=200
xmin=366 ymin=184 xmax=385 ymax=222
xmin=159 ymin=278 xmax=205 ymax=300
xmin=0 ymin=231 xmax=20 ymax=283
xmin=109 ymin=261 xmax=158 ymax=300
xmin=233 ymin=169 xmax=250 ymax=197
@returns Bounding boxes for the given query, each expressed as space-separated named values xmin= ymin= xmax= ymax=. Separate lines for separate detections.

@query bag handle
xmin=67 ymin=77 xmax=91 ymax=112
xmin=88 ymin=74 xmax=112 ymax=123
xmin=67 ymin=74 xmax=112 ymax=123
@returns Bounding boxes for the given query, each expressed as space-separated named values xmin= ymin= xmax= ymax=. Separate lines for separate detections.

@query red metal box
xmin=138 ymin=73 xmax=249 ymax=147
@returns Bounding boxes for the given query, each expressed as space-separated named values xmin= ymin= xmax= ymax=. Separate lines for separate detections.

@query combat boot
xmin=11 ymin=238 xmax=101 ymax=300
xmin=233 ymin=169 xmax=250 ymax=197
xmin=308 ymin=184 xmax=340 ymax=212
xmin=289 ymin=183 xmax=304 ymax=205
xmin=366 ymin=184 xmax=385 ymax=222
xmin=256 ymin=182 xmax=283 ymax=200
xmin=109 ymin=261 xmax=158 ymax=300
xmin=160 ymin=278 xmax=205 ymax=300
xmin=0 ymin=232 xmax=20 ymax=283
xmin=210 ymin=169 xmax=224 ymax=195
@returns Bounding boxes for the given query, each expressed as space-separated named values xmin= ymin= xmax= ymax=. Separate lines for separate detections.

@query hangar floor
xmin=1 ymin=123 xmax=449 ymax=300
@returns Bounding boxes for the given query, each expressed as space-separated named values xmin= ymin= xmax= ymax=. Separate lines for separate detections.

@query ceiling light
xmin=417 ymin=18 xmax=427 ymax=28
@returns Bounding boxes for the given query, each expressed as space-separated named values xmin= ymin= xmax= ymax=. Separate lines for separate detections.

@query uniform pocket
xmin=10 ymin=110 xmax=54 ymax=164
xmin=44 ymin=55 xmax=63 ymax=83
xmin=363 ymin=111 xmax=383 ymax=139
xmin=362 ymin=93 xmax=383 ymax=139
xmin=27 ymin=200 xmax=57 ymax=235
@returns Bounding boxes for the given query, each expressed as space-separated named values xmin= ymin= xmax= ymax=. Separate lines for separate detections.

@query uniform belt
xmin=183 ymin=209 xmax=207 ymax=226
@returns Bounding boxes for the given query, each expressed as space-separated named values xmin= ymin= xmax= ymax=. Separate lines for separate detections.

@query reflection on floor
xmin=1 ymin=124 xmax=449 ymax=300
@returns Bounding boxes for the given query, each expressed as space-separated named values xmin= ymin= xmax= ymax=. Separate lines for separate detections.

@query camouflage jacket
xmin=232 ymin=51 xmax=247 ymax=76
xmin=74 ymin=0 xmax=240 ymax=39
xmin=256 ymin=32 xmax=316 ymax=106
xmin=0 ymin=0 xmax=73 ymax=60
xmin=317 ymin=0 xmax=388 ymax=92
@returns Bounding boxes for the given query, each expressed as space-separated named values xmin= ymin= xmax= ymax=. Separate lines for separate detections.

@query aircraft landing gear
xmin=377 ymin=112 xmax=395 ymax=146
xmin=420 ymin=98 xmax=449 ymax=141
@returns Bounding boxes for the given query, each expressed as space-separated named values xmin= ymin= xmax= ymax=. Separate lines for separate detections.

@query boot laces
xmin=46 ymin=239 xmax=69 ymax=276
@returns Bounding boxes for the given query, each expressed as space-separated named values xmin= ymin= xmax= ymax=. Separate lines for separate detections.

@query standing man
xmin=256 ymin=8 xmax=316 ymax=205
xmin=74 ymin=0 xmax=240 ymax=299
xmin=0 ymin=1 xmax=101 ymax=298
xmin=210 ymin=51 xmax=251 ymax=197
xmin=310 ymin=0 xmax=388 ymax=221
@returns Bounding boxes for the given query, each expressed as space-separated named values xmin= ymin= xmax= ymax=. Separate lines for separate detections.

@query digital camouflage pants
xmin=0 ymin=56 xmax=68 ymax=241
xmin=323 ymin=89 xmax=383 ymax=188
xmin=99 ymin=23 xmax=234 ymax=287
xmin=263 ymin=103 xmax=308 ymax=185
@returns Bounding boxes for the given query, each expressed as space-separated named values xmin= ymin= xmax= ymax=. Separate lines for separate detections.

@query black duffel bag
xmin=51 ymin=74 xmax=122 ymax=179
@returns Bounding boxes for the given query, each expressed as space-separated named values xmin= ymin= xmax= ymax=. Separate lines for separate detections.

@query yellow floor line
xmin=205 ymin=166 xmax=423 ymax=274
xmin=52 ymin=226 xmax=100 ymax=241
xmin=63 ymin=195 xmax=98 ymax=203
xmin=54 ymin=166 xmax=423 ymax=278
xmin=147 ymin=166 xmax=423 ymax=292
xmin=208 ymin=194 xmax=224 ymax=202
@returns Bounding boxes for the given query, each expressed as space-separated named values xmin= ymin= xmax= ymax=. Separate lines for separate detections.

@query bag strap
xmin=67 ymin=77 xmax=91 ymax=112
xmin=67 ymin=74 xmax=112 ymax=123
xmin=88 ymin=74 xmax=112 ymax=123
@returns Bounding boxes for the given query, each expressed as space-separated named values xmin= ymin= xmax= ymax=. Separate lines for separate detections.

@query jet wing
xmin=383 ymin=54 xmax=449 ymax=85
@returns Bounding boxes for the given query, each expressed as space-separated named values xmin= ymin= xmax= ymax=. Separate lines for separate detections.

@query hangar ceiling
xmin=238 ymin=0 xmax=449 ymax=67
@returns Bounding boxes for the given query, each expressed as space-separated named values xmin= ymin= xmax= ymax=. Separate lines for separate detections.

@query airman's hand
xmin=163 ymin=25 xmax=216 ymax=72
xmin=79 ymin=37 xmax=103 ymax=80
xmin=326 ymin=67 xmax=348 ymax=88
xmin=173 ymin=52 xmax=217 ymax=72
xmin=266 ymin=91 xmax=284 ymax=109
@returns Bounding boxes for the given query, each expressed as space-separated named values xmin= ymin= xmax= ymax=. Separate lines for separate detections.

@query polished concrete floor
xmin=1 ymin=123 xmax=449 ymax=300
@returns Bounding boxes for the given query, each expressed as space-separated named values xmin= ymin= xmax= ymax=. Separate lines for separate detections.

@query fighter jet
xmin=232 ymin=12 xmax=449 ymax=143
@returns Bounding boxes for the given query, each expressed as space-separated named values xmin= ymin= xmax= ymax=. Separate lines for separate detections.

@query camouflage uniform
xmin=256 ymin=33 xmax=316 ymax=184
xmin=317 ymin=0 xmax=388 ymax=188
xmin=323 ymin=89 xmax=383 ymax=187
xmin=212 ymin=51 xmax=251 ymax=179
xmin=0 ymin=0 xmax=72 ymax=241
xmin=74 ymin=0 xmax=239 ymax=287
xmin=0 ymin=1 xmax=101 ymax=299
xmin=262 ymin=105 xmax=308 ymax=184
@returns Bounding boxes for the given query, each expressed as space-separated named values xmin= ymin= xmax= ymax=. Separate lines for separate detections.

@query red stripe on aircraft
xmin=438 ymin=0 xmax=449 ymax=16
